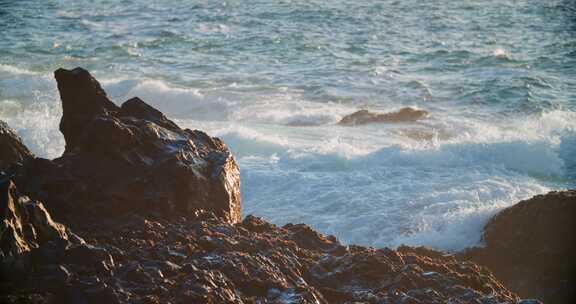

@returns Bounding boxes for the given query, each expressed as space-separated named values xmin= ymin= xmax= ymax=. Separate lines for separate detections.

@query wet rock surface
xmin=16 ymin=67 xmax=241 ymax=224
xmin=338 ymin=107 xmax=428 ymax=126
xmin=0 ymin=178 xmax=68 ymax=273
xmin=462 ymin=191 xmax=576 ymax=304
xmin=1 ymin=210 xmax=526 ymax=304
xmin=0 ymin=68 xmax=544 ymax=303
xmin=0 ymin=176 xmax=111 ymax=301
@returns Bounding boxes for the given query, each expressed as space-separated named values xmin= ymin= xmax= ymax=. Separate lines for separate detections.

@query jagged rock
xmin=37 ymin=264 xmax=72 ymax=288
xmin=283 ymin=223 xmax=346 ymax=254
xmin=63 ymin=243 xmax=115 ymax=273
xmin=0 ymin=178 xmax=68 ymax=259
xmin=2 ymin=181 xmax=534 ymax=304
xmin=55 ymin=68 xmax=120 ymax=154
xmin=10 ymin=207 xmax=531 ymax=303
xmin=338 ymin=107 xmax=428 ymax=126
xmin=462 ymin=190 xmax=576 ymax=304
xmin=0 ymin=177 xmax=70 ymax=286
xmin=0 ymin=120 xmax=33 ymax=171
xmin=21 ymin=67 xmax=241 ymax=223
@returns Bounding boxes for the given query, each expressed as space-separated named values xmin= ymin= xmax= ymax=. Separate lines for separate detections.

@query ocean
xmin=1 ymin=0 xmax=574 ymax=251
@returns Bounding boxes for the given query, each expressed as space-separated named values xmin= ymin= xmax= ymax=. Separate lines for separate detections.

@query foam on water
xmin=0 ymin=64 xmax=38 ymax=76
xmin=102 ymin=76 xmax=358 ymax=126
xmin=184 ymin=108 xmax=574 ymax=251
xmin=0 ymin=66 xmax=64 ymax=157
xmin=236 ymin=134 xmax=569 ymax=251
xmin=102 ymin=79 xmax=224 ymax=119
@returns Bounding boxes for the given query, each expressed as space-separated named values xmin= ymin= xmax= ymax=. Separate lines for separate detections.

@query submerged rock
xmin=462 ymin=190 xmax=576 ymax=303
xmin=21 ymin=67 xmax=241 ymax=223
xmin=338 ymin=107 xmax=428 ymax=126
xmin=0 ymin=120 xmax=33 ymax=171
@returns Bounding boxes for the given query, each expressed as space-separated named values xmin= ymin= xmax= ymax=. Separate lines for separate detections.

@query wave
xmin=0 ymin=64 xmax=39 ymax=76
xmin=0 ymin=101 xmax=64 ymax=158
xmin=211 ymin=109 xmax=575 ymax=174
xmin=0 ymin=66 xmax=63 ymax=157
xmin=102 ymin=78 xmax=234 ymax=120
xmin=215 ymin=127 xmax=290 ymax=158
xmin=271 ymin=135 xmax=569 ymax=178
xmin=103 ymin=77 xmax=357 ymax=125
xmin=0 ymin=66 xmax=54 ymax=100
xmin=216 ymin=113 xmax=574 ymax=251
xmin=239 ymin=135 xmax=558 ymax=250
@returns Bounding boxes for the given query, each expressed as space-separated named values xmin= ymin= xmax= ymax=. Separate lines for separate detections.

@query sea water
xmin=1 ymin=0 xmax=575 ymax=251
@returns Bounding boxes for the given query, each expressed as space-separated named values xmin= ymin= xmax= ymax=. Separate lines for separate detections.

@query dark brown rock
xmin=462 ymin=190 xmax=576 ymax=303
xmin=55 ymin=67 xmax=120 ymax=154
xmin=23 ymin=68 xmax=241 ymax=223
xmin=1 ymin=178 xmax=530 ymax=304
xmin=0 ymin=178 xmax=68 ymax=259
xmin=0 ymin=177 xmax=70 ymax=287
xmin=338 ymin=107 xmax=429 ymax=126
xmin=64 ymin=214 xmax=522 ymax=304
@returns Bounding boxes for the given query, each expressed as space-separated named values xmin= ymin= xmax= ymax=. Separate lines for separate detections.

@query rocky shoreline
xmin=1 ymin=68 xmax=573 ymax=304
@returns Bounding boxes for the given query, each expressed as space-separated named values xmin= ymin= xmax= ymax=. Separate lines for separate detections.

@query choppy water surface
xmin=1 ymin=0 xmax=575 ymax=251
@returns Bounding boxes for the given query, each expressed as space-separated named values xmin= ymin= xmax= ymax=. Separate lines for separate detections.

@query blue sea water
xmin=1 ymin=0 xmax=575 ymax=251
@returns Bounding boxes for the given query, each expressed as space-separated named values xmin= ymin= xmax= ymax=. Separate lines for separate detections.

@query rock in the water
xmin=338 ymin=107 xmax=428 ymax=126
xmin=0 ymin=120 xmax=33 ymax=171
xmin=22 ymin=67 xmax=241 ymax=223
xmin=462 ymin=190 xmax=576 ymax=303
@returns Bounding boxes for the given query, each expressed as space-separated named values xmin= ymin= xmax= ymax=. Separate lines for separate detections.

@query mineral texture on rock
xmin=462 ymin=190 xmax=576 ymax=304
xmin=1 ymin=208 xmax=528 ymax=304
xmin=0 ymin=177 xmax=68 ymax=261
xmin=0 ymin=176 xmax=116 ymax=303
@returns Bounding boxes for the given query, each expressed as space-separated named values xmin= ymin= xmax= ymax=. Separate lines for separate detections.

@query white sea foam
xmin=181 ymin=109 xmax=575 ymax=251
xmin=196 ymin=23 xmax=231 ymax=34
xmin=234 ymin=133 xmax=567 ymax=251
xmin=492 ymin=47 xmax=510 ymax=59
xmin=0 ymin=68 xmax=64 ymax=157
xmin=102 ymin=79 xmax=233 ymax=120
xmin=231 ymin=97 xmax=351 ymax=126
xmin=0 ymin=101 xmax=64 ymax=158
xmin=102 ymin=78 xmax=357 ymax=126
xmin=0 ymin=64 xmax=38 ymax=76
